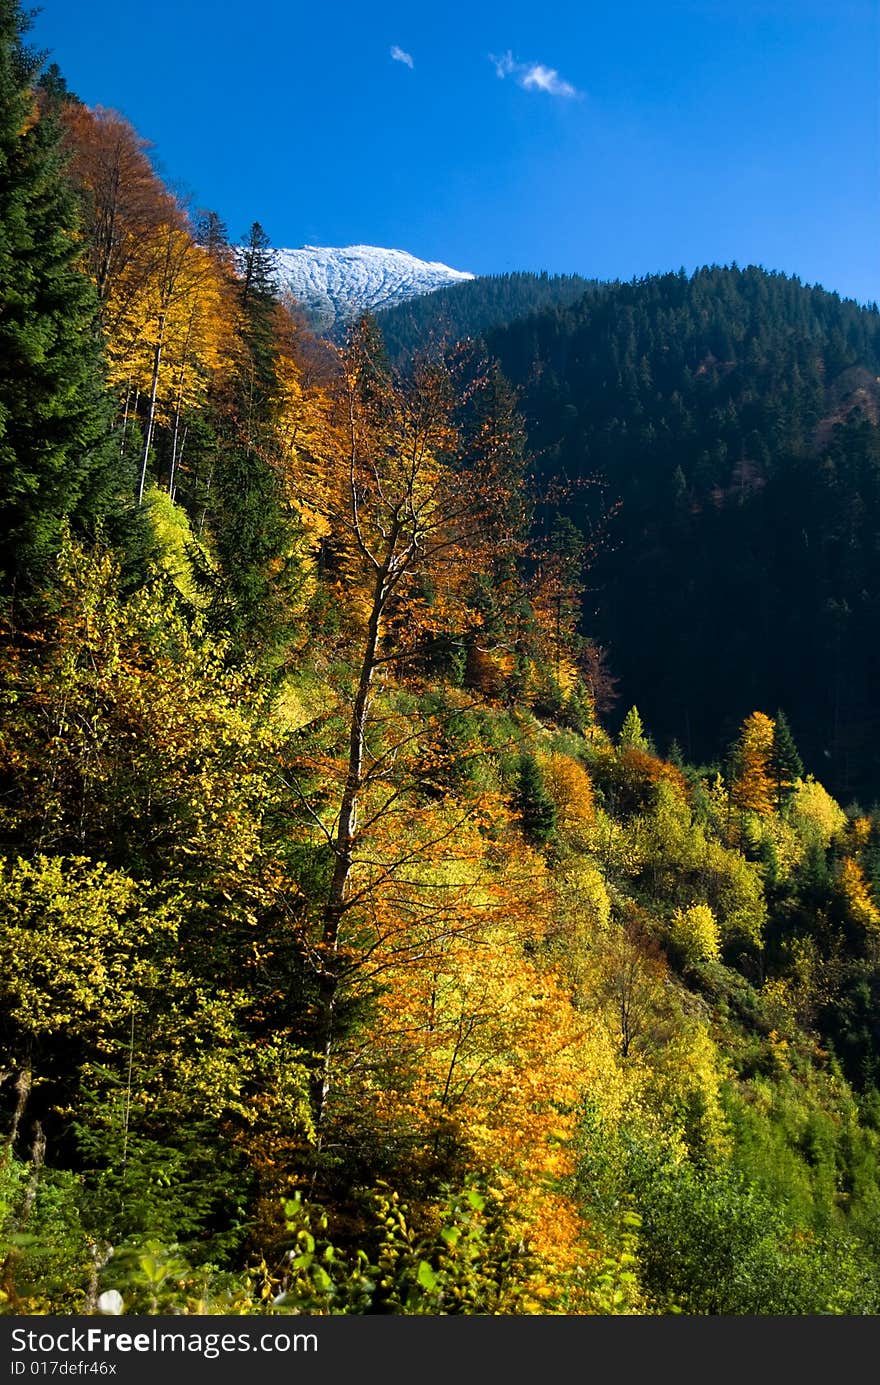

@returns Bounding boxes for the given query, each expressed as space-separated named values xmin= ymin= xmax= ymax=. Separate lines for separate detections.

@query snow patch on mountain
xmin=273 ymin=245 xmax=475 ymax=333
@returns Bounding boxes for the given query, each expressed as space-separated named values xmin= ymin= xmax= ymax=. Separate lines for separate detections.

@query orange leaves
xmin=342 ymin=840 xmax=628 ymax=1313
xmin=838 ymin=857 xmax=880 ymax=935
xmin=344 ymin=823 xmax=585 ymax=1169
xmin=60 ymin=102 xmax=241 ymax=483
xmin=542 ymin=751 xmax=596 ymax=843
xmin=60 ymin=104 xmax=183 ymax=309
xmin=730 ymin=711 xmax=776 ymax=817
xmin=285 ymin=324 xmax=527 ymax=666
xmin=592 ymin=743 xmax=689 ymax=818
xmin=463 ymin=644 xmax=506 ymax=698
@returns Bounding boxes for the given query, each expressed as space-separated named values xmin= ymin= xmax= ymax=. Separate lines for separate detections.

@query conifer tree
xmin=237 ymin=220 xmax=276 ymax=312
xmin=35 ymin=61 xmax=79 ymax=110
xmin=0 ymin=2 xmax=122 ymax=592
xmin=619 ymin=705 xmax=649 ymax=752
xmin=770 ymin=708 xmax=803 ymax=811
xmin=236 ymin=221 xmax=278 ymax=383
xmin=514 ymin=752 xmax=557 ymax=845
xmin=201 ymin=228 xmax=298 ymax=665
xmin=194 ymin=208 xmax=229 ymax=257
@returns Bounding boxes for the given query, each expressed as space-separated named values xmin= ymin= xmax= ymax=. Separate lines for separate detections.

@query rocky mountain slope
xmin=274 ymin=244 xmax=474 ymax=333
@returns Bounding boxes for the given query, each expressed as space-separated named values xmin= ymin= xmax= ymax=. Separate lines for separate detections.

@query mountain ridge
xmin=272 ymin=243 xmax=474 ymax=333
xmin=483 ymin=264 xmax=880 ymax=798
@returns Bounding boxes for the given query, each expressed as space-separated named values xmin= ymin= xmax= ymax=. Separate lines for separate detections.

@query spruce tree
xmin=236 ymin=220 xmax=276 ymax=312
xmin=619 ymin=705 xmax=649 ymax=752
xmin=514 ymin=753 xmax=557 ymax=845
xmin=0 ymin=2 xmax=122 ymax=592
xmin=202 ymin=222 xmax=299 ymax=665
xmin=236 ymin=221 xmax=278 ymax=382
xmin=194 ymin=208 xmax=229 ymax=256
xmin=770 ymin=709 xmax=803 ymax=811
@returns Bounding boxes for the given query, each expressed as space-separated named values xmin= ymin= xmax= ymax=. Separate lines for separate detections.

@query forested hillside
xmin=5 ymin=0 xmax=880 ymax=1317
xmin=483 ymin=269 xmax=880 ymax=802
xmin=377 ymin=270 xmax=598 ymax=363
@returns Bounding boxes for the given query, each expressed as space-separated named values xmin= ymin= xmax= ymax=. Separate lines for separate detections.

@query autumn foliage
xmin=5 ymin=21 xmax=880 ymax=1316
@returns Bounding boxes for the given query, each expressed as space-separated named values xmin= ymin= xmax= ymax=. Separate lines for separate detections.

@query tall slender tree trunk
xmin=168 ymin=388 xmax=184 ymax=499
xmin=314 ymin=563 xmax=390 ymax=1134
xmin=170 ymin=424 xmax=187 ymax=504
xmin=168 ymin=314 xmax=194 ymax=498
xmin=197 ymin=468 xmax=212 ymax=536
xmin=137 ymin=312 xmax=165 ymax=506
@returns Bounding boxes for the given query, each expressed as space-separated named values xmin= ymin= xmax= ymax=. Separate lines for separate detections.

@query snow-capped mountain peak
xmin=272 ymin=244 xmax=474 ymax=333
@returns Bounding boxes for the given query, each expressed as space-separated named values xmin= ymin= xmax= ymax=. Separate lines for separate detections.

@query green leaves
xmin=0 ymin=2 xmax=130 ymax=592
xmin=416 ymin=1260 xmax=437 ymax=1291
xmin=271 ymin=1182 xmax=535 ymax=1315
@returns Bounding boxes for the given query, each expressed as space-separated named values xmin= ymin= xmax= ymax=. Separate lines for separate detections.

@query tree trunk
xmin=168 ymin=313 xmax=194 ymax=499
xmin=137 ymin=312 xmax=165 ymax=506
xmin=313 ymin=563 xmax=389 ymax=1133
xmin=170 ymin=424 xmax=187 ymax=504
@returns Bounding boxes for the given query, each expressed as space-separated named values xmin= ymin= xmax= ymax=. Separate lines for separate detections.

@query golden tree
xmin=730 ymin=711 xmax=776 ymax=816
xmin=282 ymin=325 xmax=528 ymax=1133
xmin=102 ymin=225 xmax=238 ymax=501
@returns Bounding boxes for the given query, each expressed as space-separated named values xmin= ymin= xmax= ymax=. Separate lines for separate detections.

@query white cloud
xmin=492 ymin=50 xmax=517 ymax=79
xmin=490 ymin=49 xmax=580 ymax=98
xmin=521 ymin=63 xmax=577 ymax=97
xmin=390 ymin=45 xmax=414 ymax=69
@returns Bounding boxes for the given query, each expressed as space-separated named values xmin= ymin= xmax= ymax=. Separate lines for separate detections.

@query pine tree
xmin=35 ymin=61 xmax=79 ymax=110
xmin=619 ymin=705 xmax=649 ymax=752
xmin=201 ymin=223 xmax=298 ymax=664
xmin=237 ymin=220 xmax=276 ymax=311
xmin=770 ymin=708 xmax=803 ymax=811
xmin=667 ymin=737 xmax=685 ymax=768
xmin=514 ymin=753 xmax=557 ymax=845
xmin=194 ymin=208 xmax=229 ymax=256
xmin=0 ymin=3 xmax=124 ymax=592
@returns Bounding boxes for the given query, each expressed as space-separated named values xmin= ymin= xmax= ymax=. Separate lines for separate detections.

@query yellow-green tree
xmin=285 ymin=326 xmax=528 ymax=1133
xmin=730 ymin=711 xmax=776 ymax=816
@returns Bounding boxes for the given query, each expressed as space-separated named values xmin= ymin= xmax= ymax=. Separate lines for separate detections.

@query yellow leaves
xmin=546 ymin=856 xmax=613 ymax=1003
xmin=789 ymin=775 xmax=847 ymax=849
xmin=730 ymin=711 xmax=775 ymax=817
xmin=669 ymin=903 xmax=721 ymax=966
xmin=103 ymin=225 xmax=237 ymax=420
xmin=591 ymin=922 xmax=673 ymax=1060
xmin=755 ymin=811 xmax=803 ymax=883
xmin=541 ymin=751 xmax=595 ymax=845
xmin=839 ymin=857 xmax=880 ymax=933
xmin=0 ymin=540 xmax=275 ymax=895
xmin=553 ymin=854 xmax=612 ymax=932
xmin=650 ymin=1023 xmax=732 ymax=1165
xmin=368 ymin=923 xmax=585 ymax=1173
xmin=142 ymin=485 xmax=203 ymax=604
xmin=850 ymin=815 xmax=874 ymax=849
xmin=591 ymin=807 xmax=647 ymax=877
xmin=311 ymin=778 xmax=624 ymax=1285
xmin=273 ymin=353 xmax=337 ymax=548
xmin=0 ymin=855 xmax=176 ymax=1039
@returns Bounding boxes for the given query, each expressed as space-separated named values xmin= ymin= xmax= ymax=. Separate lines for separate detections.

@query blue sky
xmin=33 ymin=0 xmax=880 ymax=305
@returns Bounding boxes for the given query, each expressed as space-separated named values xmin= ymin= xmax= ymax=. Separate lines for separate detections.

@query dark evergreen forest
xmin=402 ymin=267 xmax=880 ymax=802
xmin=377 ymin=270 xmax=600 ymax=361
